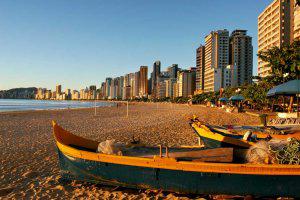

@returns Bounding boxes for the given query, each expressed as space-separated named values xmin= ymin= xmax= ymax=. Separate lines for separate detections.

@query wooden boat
xmin=190 ymin=117 xmax=300 ymax=149
xmin=53 ymin=121 xmax=300 ymax=197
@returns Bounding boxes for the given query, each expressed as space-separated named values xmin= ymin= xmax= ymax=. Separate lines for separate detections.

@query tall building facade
xmin=100 ymin=82 xmax=106 ymax=99
xmin=139 ymin=66 xmax=148 ymax=97
xmin=294 ymin=1 xmax=300 ymax=41
xmin=133 ymin=72 xmax=140 ymax=98
xmin=151 ymin=61 xmax=161 ymax=98
xmin=195 ymin=45 xmax=205 ymax=92
xmin=167 ymin=64 xmax=178 ymax=79
xmin=177 ymin=68 xmax=196 ymax=97
xmin=129 ymin=73 xmax=135 ymax=98
xmin=165 ymin=78 xmax=177 ymax=98
xmin=204 ymin=29 xmax=229 ymax=92
xmin=56 ymin=85 xmax=62 ymax=95
xmin=229 ymin=30 xmax=253 ymax=86
xmin=257 ymin=0 xmax=294 ymax=77
xmin=105 ymin=78 xmax=112 ymax=98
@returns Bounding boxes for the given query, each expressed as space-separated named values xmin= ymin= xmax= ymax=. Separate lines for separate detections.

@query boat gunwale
xmin=191 ymin=123 xmax=254 ymax=148
xmin=53 ymin=121 xmax=300 ymax=176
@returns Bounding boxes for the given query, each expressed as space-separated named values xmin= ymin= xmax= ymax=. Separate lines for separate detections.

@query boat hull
xmin=191 ymin=125 xmax=251 ymax=149
xmin=57 ymin=148 xmax=300 ymax=197
xmin=198 ymin=134 xmax=245 ymax=149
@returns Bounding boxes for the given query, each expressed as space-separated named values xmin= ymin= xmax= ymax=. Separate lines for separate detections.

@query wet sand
xmin=0 ymin=103 xmax=260 ymax=199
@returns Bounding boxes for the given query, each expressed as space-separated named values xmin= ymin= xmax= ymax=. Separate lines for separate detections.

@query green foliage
xmin=192 ymin=91 xmax=220 ymax=104
xmin=173 ymin=97 xmax=190 ymax=104
xmin=190 ymin=81 xmax=273 ymax=110
xmin=241 ymin=82 xmax=273 ymax=110
xmin=0 ymin=87 xmax=37 ymax=99
xmin=257 ymin=40 xmax=300 ymax=85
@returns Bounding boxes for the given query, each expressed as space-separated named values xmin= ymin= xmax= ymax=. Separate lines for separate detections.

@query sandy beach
xmin=0 ymin=103 xmax=260 ymax=199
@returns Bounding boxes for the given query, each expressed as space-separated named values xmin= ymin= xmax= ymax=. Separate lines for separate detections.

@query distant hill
xmin=0 ymin=87 xmax=37 ymax=99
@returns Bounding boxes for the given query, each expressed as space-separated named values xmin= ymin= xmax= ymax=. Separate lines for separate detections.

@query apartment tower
xmin=139 ymin=66 xmax=148 ymax=97
xmin=294 ymin=0 xmax=300 ymax=40
xmin=177 ymin=68 xmax=196 ymax=97
xmin=204 ymin=30 xmax=229 ymax=92
xmin=229 ymin=30 xmax=253 ymax=86
xmin=257 ymin=0 xmax=294 ymax=77
xmin=134 ymin=72 xmax=140 ymax=98
xmin=195 ymin=45 xmax=205 ymax=92
xmin=105 ymin=78 xmax=112 ymax=98
xmin=151 ymin=61 xmax=161 ymax=98
xmin=56 ymin=85 xmax=62 ymax=95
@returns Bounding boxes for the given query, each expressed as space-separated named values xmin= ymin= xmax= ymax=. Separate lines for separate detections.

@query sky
xmin=0 ymin=0 xmax=273 ymax=90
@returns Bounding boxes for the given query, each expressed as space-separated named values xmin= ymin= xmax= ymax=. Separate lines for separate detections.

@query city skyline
xmin=0 ymin=0 xmax=274 ymax=90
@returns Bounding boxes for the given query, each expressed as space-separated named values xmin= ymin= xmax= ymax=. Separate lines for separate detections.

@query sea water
xmin=0 ymin=99 xmax=115 ymax=112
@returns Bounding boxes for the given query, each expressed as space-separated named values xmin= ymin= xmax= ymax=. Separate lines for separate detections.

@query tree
xmin=257 ymin=40 xmax=300 ymax=85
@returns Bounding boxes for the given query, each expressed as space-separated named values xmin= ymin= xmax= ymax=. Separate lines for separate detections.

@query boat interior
xmin=52 ymin=121 xmax=234 ymax=163
xmin=191 ymin=118 xmax=300 ymax=140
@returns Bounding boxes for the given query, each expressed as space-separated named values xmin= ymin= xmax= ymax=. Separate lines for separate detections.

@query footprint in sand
xmin=22 ymin=171 xmax=39 ymax=178
xmin=0 ymin=187 xmax=15 ymax=197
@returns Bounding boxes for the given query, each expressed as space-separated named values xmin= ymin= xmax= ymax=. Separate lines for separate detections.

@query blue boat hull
xmin=57 ymin=149 xmax=300 ymax=197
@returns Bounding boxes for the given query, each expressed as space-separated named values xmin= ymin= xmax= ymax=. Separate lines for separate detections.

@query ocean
xmin=0 ymin=99 xmax=115 ymax=112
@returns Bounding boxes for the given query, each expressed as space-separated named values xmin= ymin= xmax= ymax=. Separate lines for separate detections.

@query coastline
xmin=0 ymin=99 xmax=118 ymax=114
xmin=0 ymin=103 xmax=260 ymax=199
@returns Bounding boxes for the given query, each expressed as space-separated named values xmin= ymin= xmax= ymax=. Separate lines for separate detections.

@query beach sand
xmin=0 ymin=103 xmax=260 ymax=199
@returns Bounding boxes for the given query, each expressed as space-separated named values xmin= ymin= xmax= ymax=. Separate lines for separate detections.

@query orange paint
xmin=52 ymin=121 xmax=300 ymax=176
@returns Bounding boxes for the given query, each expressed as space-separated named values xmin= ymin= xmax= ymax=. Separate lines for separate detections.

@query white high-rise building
xmin=257 ymin=0 xmax=294 ymax=77
xmin=204 ymin=29 xmax=229 ymax=92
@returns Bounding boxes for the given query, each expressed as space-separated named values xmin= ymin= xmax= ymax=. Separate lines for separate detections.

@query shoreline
xmin=0 ymin=103 xmax=260 ymax=199
xmin=0 ymin=99 xmax=118 ymax=114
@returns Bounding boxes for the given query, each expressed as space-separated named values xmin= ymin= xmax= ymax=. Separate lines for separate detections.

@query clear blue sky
xmin=0 ymin=0 xmax=273 ymax=90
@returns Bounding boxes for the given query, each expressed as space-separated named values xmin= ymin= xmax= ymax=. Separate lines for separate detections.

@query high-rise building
xmin=51 ymin=91 xmax=56 ymax=99
xmin=229 ymin=30 xmax=253 ymax=86
xmin=119 ymin=76 xmax=124 ymax=99
xmin=165 ymin=78 xmax=177 ymax=98
xmin=196 ymin=45 xmax=205 ymax=92
xmin=36 ymin=88 xmax=46 ymax=99
xmin=156 ymin=73 xmax=169 ymax=99
xmin=100 ymin=82 xmax=106 ymax=99
xmin=124 ymin=74 xmax=130 ymax=87
xmin=177 ymin=68 xmax=196 ymax=97
xmin=151 ymin=61 xmax=161 ymax=98
xmin=157 ymin=81 xmax=167 ymax=99
xmin=204 ymin=29 xmax=229 ymax=92
xmin=105 ymin=78 xmax=112 ymax=98
xmin=129 ymin=73 xmax=135 ymax=98
xmin=167 ymin=64 xmax=179 ymax=79
xmin=56 ymin=85 xmax=62 ymax=95
xmin=72 ymin=90 xmax=80 ymax=100
xmin=109 ymin=79 xmax=116 ymax=99
xmin=257 ymin=0 xmax=294 ymax=77
xmin=294 ymin=1 xmax=300 ymax=41
xmin=139 ymin=66 xmax=148 ymax=97
xmin=89 ymin=85 xmax=96 ymax=91
xmin=134 ymin=72 xmax=140 ymax=98
xmin=65 ymin=89 xmax=71 ymax=100
xmin=122 ymin=86 xmax=131 ymax=100
xmin=114 ymin=77 xmax=121 ymax=99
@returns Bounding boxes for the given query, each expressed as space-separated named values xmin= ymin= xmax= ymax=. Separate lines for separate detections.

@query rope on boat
xmin=269 ymin=138 xmax=300 ymax=165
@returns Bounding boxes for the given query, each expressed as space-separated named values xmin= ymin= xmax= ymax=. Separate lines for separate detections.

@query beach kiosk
xmin=267 ymin=79 xmax=300 ymax=118
xmin=229 ymin=95 xmax=245 ymax=112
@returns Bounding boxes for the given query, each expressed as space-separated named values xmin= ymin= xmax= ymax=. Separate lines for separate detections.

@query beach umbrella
xmin=219 ymin=97 xmax=229 ymax=102
xmin=267 ymin=79 xmax=300 ymax=117
xmin=229 ymin=95 xmax=245 ymax=101
xmin=267 ymin=79 xmax=300 ymax=97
